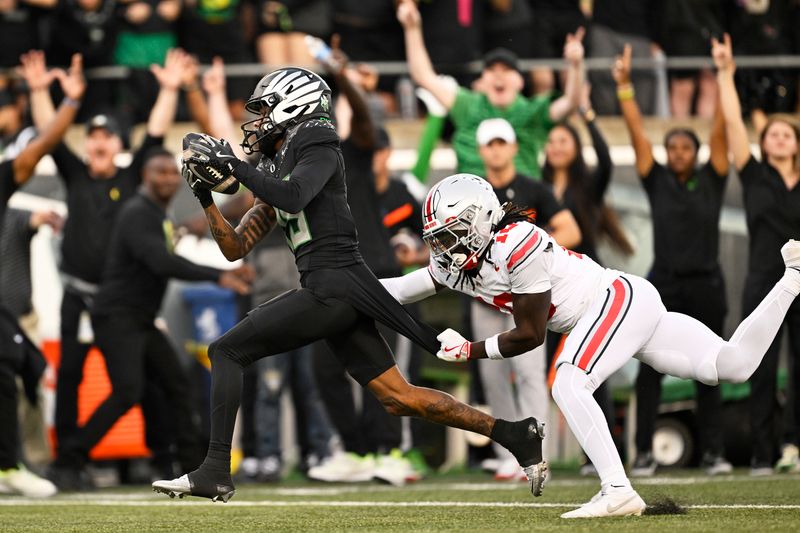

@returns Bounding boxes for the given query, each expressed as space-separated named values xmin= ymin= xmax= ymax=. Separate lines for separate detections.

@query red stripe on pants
xmin=576 ymin=279 xmax=627 ymax=370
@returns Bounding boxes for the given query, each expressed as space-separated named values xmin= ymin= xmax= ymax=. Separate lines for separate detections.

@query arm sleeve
xmin=128 ymin=134 xmax=165 ymax=186
xmin=51 ymin=143 xmax=85 ymax=185
xmin=380 ymin=267 xmax=437 ymax=305
xmin=587 ymin=120 xmax=612 ymax=201
xmin=233 ymin=144 xmax=338 ymax=214
xmin=125 ymin=212 xmax=222 ymax=282
xmin=411 ymin=114 xmax=446 ymax=182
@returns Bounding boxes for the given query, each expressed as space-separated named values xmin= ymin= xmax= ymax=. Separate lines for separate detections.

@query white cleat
xmin=782 ymin=239 xmax=800 ymax=270
xmin=522 ymin=461 xmax=548 ymax=497
xmin=152 ymin=474 xmax=235 ymax=503
xmin=152 ymin=474 xmax=191 ymax=499
xmin=560 ymin=487 xmax=646 ymax=519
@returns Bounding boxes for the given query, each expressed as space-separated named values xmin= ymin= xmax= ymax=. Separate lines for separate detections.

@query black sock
xmin=199 ymin=349 xmax=244 ymax=475
xmin=490 ymin=418 xmax=543 ymax=467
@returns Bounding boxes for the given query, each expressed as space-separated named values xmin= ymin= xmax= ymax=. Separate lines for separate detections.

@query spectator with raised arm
xmin=397 ymin=0 xmax=584 ymax=179
xmin=715 ymin=33 xmax=800 ymax=476
xmin=19 ymin=49 xmax=186 ymax=470
xmin=0 ymin=81 xmax=84 ymax=498
xmin=617 ymin=42 xmax=732 ymax=477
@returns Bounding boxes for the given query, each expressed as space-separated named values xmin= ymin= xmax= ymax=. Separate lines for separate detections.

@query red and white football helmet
xmin=422 ymin=174 xmax=504 ymax=274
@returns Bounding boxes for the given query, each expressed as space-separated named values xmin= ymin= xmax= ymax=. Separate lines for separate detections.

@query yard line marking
xmin=1 ymin=499 xmax=800 ymax=510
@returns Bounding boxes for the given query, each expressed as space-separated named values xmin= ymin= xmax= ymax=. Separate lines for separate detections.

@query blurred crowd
xmin=3 ymin=0 xmax=800 ymax=123
xmin=0 ymin=0 xmax=799 ymax=499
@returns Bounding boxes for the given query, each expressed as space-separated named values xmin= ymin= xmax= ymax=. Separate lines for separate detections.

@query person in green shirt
xmin=397 ymin=0 xmax=584 ymax=179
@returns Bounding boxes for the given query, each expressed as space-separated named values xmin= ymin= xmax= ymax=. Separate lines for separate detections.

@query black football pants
xmin=58 ymin=314 xmax=203 ymax=470
xmin=202 ymin=263 xmax=439 ymax=467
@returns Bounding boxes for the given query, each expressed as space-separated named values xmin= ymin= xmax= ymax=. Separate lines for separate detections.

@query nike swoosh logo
xmin=607 ymin=494 xmax=637 ymax=514
xmin=442 ymin=344 xmax=462 ymax=352
xmin=215 ymin=151 xmax=235 ymax=159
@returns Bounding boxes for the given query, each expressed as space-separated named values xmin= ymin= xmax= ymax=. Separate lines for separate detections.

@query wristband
xmin=616 ymin=84 xmax=635 ymax=102
xmin=62 ymin=97 xmax=80 ymax=108
xmin=485 ymin=334 xmax=503 ymax=360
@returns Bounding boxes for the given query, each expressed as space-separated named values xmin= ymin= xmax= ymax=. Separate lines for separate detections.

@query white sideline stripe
xmin=1 ymin=499 xmax=799 ymax=510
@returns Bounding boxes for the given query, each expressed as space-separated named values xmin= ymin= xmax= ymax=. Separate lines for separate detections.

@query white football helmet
xmin=422 ymin=174 xmax=504 ymax=274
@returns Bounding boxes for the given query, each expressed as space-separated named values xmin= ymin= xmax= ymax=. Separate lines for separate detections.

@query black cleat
xmin=152 ymin=470 xmax=235 ymax=503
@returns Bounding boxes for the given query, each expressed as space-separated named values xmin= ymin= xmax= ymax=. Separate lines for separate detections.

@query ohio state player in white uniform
xmin=382 ymin=174 xmax=800 ymax=518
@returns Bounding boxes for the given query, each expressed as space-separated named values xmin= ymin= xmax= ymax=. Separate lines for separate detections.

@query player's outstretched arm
xmin=436 ymin=291 xmax=551 ymax=362
xmin=205 ymin=198 xmax=276 ymax=261
xmin=380 ymin=267 xmax=442 ymax=304
xmin=480 ymin=291 xmax=551 ymax=359
xmin=614 ymin=44 xmax=654 ymax=178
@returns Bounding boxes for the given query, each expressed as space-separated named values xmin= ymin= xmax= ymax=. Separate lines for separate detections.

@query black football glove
xmin=181 ymin=132 xmax=241 ymax=195
xmin=182 ymin=163 xmax=213 ymax=208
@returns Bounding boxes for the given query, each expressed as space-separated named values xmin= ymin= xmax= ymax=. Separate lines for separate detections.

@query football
xmin=181 ymin=133 xmax=240 ymax=195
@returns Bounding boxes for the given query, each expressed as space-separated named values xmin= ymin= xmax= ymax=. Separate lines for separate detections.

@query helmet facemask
xmin=241 ymin=95 xmax=284 ymax=155
xmin=424 ymin=205 xmax=493 ymax=275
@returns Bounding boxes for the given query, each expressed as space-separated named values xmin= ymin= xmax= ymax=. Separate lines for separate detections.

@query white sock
xmin=552 ymin=364 xmax=630 ymax=491
xmin=716 ymin=278 xmax=798 ymax=382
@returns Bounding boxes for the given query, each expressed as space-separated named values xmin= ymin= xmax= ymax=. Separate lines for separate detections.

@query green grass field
xmin=2 ymin=470 xmax=799 ymax=532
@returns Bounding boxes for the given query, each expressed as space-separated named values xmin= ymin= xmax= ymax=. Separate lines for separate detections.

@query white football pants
xmin=551 ymin=273 xmax=799 ymax=490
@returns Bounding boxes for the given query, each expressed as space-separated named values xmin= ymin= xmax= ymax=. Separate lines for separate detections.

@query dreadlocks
xmin=494 ymin=202 xmax=538 ymax=232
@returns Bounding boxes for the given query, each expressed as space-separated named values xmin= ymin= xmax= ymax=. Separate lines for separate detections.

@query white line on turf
xmin=1 ymin=500 xmax=799 ymax=510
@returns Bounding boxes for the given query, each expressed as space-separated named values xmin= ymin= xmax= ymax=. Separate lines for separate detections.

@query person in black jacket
xmin=0 ymin=89 xmax=84 ymax=497
xmin=19 ymin=49 xmax=188 ymax=462
xmin=617 ymin=42 xmax=732 ymax=476
xmin=47 ymin=148 xmax=253 ymax=490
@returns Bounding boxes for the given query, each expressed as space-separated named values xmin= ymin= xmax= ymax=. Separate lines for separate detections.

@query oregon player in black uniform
xmin=153 ymin=67 xmax=547 ymax=502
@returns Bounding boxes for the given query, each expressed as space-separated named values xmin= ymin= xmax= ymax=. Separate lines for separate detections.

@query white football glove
xmin=436 ymin=328 xmax=472 ymax=362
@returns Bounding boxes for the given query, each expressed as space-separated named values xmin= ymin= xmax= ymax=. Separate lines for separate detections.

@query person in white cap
xmin=474 ymin=117 xmax=580 ymax=481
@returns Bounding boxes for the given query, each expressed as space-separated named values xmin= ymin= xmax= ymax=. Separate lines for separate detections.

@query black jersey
xmin=233 ymin=119 xmax=362 ymax=273
xmin=92 ymin=193 xmax=221 ymax=319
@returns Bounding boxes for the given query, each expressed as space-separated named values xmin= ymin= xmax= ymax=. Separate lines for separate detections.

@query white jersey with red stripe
xmin=428 ymin=221 xmax=621 ymax=333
